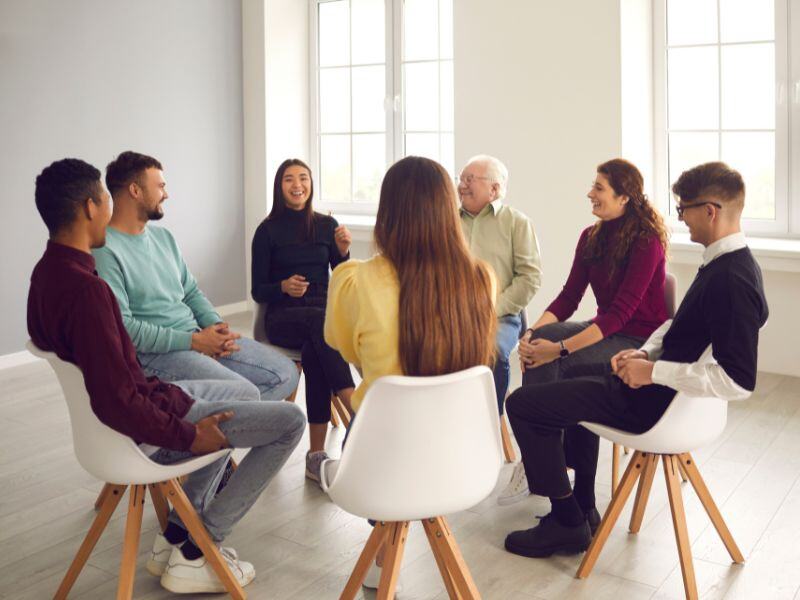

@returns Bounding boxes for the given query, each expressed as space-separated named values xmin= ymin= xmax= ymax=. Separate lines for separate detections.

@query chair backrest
xmin=665 ymin=272 xmax=677 ymax=318
xmin=26 ymin=341 xmax=169 ymax=484
xmin=327 ymin=366 xmax=503 ymax=521
xmin=252 ymin=302 xmax=269 ymax=343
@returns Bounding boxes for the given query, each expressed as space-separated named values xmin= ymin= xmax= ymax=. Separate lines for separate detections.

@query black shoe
xmin=585 ymin=507 xmax=601 ymax=536
xmin=215 ymin=458 xmax=236 ymax=495
xmin=504 ymin=514 xmax=591 ymax=558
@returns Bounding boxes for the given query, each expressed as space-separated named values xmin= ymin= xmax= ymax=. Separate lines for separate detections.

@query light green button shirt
xmin=460 ymin=200 xmax=543 ymax=317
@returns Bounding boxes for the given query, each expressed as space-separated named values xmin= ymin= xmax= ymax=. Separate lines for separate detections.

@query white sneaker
xmin=362 ymin=561 xmax=403 ymax=593
xmin=160 ymin=545 xmax=255 ymax=593
xmin=497 ymin=462 xmax=531 ymax=506
xmin=146 ymin=533 xmax=239 ymax=577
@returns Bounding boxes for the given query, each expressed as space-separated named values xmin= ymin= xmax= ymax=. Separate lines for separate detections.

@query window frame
xmin=309 ymin=0 xmax=453 ymax=215
xmin=652 ymin=0 xmax=793 ymax=237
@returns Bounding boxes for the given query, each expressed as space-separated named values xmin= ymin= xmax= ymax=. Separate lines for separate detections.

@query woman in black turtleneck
xmin=251 ymin=158 xmax=355 ymax=485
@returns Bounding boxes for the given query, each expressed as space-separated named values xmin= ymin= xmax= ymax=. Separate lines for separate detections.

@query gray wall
xmin=0 ymin=0 xmax=245 ymax=355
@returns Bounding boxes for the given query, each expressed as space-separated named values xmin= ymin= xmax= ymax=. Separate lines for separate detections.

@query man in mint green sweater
xmin=93 ymin=151 xmax=298 ymax=402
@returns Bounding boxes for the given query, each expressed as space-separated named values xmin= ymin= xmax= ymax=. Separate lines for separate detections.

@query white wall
xmin=0 ymin=0 xmax=245 ymax=356
xmin=243 ymin=0 xmax=309 ymax=302
xmin=454 ymin=0 xmax=623 ymax=322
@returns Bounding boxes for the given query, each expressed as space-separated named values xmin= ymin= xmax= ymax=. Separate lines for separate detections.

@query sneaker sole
xmin=497 ymin=490 xmax=531 ymax=506
xmin=504 ymin=539 xmax=589 ymax=558
xmin=160 ymin=570 xmax=255 ymax=594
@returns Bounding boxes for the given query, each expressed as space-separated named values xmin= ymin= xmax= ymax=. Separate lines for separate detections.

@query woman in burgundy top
xmin=499 ymin=158 xmax=670 ymax=505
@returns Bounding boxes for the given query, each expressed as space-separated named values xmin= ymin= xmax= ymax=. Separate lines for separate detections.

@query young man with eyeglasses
xmin=502 ymin=161 xmax=768 ymax=559
xmin=457 ymin=154 xmax=543 ymax=415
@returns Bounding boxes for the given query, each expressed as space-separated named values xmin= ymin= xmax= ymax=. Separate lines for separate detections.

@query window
xmin=311 ymin=0 xmax=454 ymax=213
xmin=654 ymin=0 xmax=793 ymax=235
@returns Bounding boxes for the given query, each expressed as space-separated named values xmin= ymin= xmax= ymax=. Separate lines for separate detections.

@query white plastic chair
xmin=611 ymin=271 xmax=679 ymax=492
xmin=252 ymin=302 xmax=351 ymax=427
xmin=27 ymin=342 xmax=246 ymax=600
xmin=576 ymin=345 xmax=743 ymax=600
xmin=320 ymin=366 xmax=503 ymax=599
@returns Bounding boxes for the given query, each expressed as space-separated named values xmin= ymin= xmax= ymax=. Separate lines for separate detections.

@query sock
xmin=572 ymin=471 xmax=597 ymax=513
xmin=180 ymin=539 xmax=203 ymax=561
xmin=550 ymin=494 xmax=584 ymax=527
xmin=163 ymin=522 xmax=189 ymax=545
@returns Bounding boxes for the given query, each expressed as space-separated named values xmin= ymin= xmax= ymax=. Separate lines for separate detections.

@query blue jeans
xmin=150 ymin=379 xmax=306 ymax=543
xmin=138 ymin=336 xmax=299 ymax=402
xmin=494 ymin=314 xmax=523 ymax=415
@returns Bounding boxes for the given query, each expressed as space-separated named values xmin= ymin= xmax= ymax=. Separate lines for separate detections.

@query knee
xmin=505 ymin=387 xmax=524 ymax=418
xmin=283 ymin=402 xmax=307 ymax=442
xmin=530 ymin=322 xmax=565 ymax=342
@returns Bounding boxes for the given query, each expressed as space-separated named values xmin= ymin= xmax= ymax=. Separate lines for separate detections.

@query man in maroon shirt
xmin=28 ymin=159 xmax=306 ymax=594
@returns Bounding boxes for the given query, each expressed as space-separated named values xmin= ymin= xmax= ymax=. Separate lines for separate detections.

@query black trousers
xmin=505 ymin=365 xmax=674 ymax=507
xmin=265 ymin=305 xmax=354 ymax=424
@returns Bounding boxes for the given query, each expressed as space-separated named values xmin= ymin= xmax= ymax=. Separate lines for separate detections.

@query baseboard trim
xmin=0 ymin=350 xmax=42 ymax=370
xmin=1 ymin=299 xmax=252 ymax=371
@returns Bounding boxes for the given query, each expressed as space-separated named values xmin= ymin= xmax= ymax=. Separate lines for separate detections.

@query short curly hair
xmin=34 ymin=159 xmax=102 ymax=235
xmin=105 ymin=151 xmax=163 ymax=196
xmin=672 ymin=162 xmax=745 ymax=208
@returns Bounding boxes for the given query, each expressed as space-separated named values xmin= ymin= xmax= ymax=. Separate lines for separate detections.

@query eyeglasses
xmin=456 ymin=174 xmax=493 ymax=185
xmin=674 ymin=201 xmax=722 ymax=218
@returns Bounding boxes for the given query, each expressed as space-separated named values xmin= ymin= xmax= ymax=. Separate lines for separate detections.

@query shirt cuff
xmin=651 ymin=360 xmax=679 ymax=389
xmin=170 ymin=330 xmax=194 ymax=352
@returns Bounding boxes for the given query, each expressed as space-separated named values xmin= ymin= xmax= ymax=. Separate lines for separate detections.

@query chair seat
xmin=100 ymin=449 xmax=232 ymax=486
xmin=263 ymin=342 xmax=302 ymax=363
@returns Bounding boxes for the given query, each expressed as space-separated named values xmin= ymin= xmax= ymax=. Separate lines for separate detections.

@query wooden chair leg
xmin=623 ymin=446 xmax=630 ymax=455
xmin=55 ymin=484 xmax=127 ymax=600
xmin=422 ymin=518 xmax=462 ymax=599
xmin=500 ymin=415 xmax=516 ymax=463
xmin=332 ymin=394 xmax=352 ymax=428
xmin=340 ymin=522 xmax=392 ymax=600
xmin=117 ymin=484 xmax=146 ymax=600
xmin=422 ymin=517 xmax=481 ymax=599
xmin=611 ymin=443 xmax=621 ymax=495
xmin=161 ymin=479 xmax=246 ymax=600
xmin=377 ymin=521 xmax=410 ymax=600
xmin=148 ymin=483 xmax=170 ymax=532
xmin=577 ymin=451 xmax=646 ymax=579
xmin=678 ymin=453 xmax=744 ymax=563
xmin=330 ymin=397 xmax=341 ymax=427
xmin=629 ymin=453 xmax=659 ymax=533
xmin=678 ymin=460 xmax=689 ymax=483
xmin=663 ymin=455 xmax=698 ymax=600
xmin=94 ymin=482 xmax=112 ymax=510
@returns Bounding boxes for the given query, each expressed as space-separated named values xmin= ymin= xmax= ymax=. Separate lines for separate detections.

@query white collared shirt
xmin=640 ymin=231 xmax=752 ymax=401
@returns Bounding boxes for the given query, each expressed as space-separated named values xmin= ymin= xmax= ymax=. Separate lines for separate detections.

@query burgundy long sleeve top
xmin=27 ymin=241 xmax=196 ymax=451
xmin=546 ymin=218 xmax=668 ymax=339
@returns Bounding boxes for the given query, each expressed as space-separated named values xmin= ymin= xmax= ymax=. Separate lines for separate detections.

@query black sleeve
xmin=705 ymin=271 xmax=764 ymax=391
xmin=251 ymin=221 xmax=284 ymax=304
xmin=327 ymin=216 xmax=350 ymax=270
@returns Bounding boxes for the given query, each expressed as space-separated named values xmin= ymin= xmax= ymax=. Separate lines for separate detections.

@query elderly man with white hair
xmin=458 ymin=154 xmax=543 ymax=414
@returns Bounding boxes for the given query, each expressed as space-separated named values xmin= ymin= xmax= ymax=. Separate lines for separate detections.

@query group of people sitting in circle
xmin=27 ymin=149 xmax=768 ymax=594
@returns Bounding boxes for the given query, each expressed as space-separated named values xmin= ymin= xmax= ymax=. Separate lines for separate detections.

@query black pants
xmin=505 ymin=365 xmax=673 ymax=507
xmin=265 ymin=306 xmax=354 ymax=424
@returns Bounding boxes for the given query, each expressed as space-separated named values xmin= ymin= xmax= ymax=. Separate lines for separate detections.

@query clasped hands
xmin=191 ymin=322 xmax=241 ymax=358
xmin=519 ymin=333 xmax=655 ymax=389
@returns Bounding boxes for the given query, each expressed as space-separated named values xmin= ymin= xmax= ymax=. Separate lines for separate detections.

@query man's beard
xmin=147 ymin=208 xmax=164 ymax=221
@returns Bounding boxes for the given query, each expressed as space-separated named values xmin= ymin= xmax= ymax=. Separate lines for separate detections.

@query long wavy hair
xmin=266 ymin=158 xmax=317 ymax=241
xmin=584 ymin=158 xmax=669 ymax=277
xmin=374 ymin=156 xmax=496 ymax=376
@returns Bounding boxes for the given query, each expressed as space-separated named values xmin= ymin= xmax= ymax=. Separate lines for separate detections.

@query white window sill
xmin=337 ymin=214 xmax=376 ymax=242
xmin=670 ymin=232 xmax=800 ymax=273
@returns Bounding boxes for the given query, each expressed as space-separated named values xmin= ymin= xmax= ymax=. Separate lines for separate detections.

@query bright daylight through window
xmin=312 ymin=0 xmax=454 ymax=213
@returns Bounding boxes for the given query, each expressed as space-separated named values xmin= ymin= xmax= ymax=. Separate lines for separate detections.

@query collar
xmin=460 ymin=199 xmax=503 ymax=217
xmin=45 ymin=240 xmax=96 ymax=272
xmin=702 ymin=232 xmax=747 ymax=266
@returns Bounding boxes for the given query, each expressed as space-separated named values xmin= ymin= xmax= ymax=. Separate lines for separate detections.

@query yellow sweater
xmin=324 ymin=256 xmax=402 ymax=413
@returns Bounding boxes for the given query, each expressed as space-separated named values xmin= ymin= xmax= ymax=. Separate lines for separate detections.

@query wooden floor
xmin=2 ymin=311 xmax=800 ymax=599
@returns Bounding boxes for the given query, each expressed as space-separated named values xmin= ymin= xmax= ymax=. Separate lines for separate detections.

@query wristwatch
xmin=559 ymin=340 xmax=570 ymax=358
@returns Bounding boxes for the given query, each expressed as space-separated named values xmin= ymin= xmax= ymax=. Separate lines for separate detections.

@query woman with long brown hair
xmin=498 ymin=158 xmax=670 ymax=507
xmin=325 ymin=154 xmax=496 ymax=415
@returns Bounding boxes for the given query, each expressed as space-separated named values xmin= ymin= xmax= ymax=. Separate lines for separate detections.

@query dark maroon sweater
xmin=27 ymin=241 xmax=196 ymax=451
xmin=547 ymin=217 xmax=668 ymax=339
